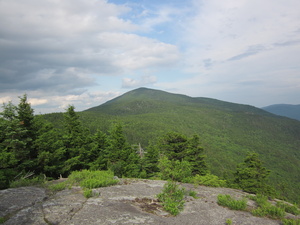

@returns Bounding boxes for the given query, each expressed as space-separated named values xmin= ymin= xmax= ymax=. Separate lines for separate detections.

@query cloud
xmin=122 ymin=75 xmax=157 ymax=88
xmin=0 ymin=0 xmax=180 ymax=112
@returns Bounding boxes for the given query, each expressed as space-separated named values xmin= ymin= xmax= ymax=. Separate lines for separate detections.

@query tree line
xmin=0 ymin=95 xmax=275 ymax=198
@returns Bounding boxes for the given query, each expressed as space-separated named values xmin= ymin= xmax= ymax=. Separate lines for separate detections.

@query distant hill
xmin=262 ymin=104 xmax=300 ymax=121
xmin=45 ymin=87 xmax=300 ymax=203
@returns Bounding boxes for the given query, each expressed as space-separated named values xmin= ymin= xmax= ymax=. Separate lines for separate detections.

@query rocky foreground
xmin=0 ymin=179 xmax=296 ymax=225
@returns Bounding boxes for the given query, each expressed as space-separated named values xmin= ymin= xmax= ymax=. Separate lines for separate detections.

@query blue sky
xmin=0 ymin=0 xmax=300 ymax=113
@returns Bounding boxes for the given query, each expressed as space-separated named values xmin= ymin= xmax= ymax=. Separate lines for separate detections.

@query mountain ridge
xmin=262 ymin=104 xmax=300 ymax=121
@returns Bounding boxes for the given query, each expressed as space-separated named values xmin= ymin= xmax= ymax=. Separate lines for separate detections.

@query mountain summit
xmin=86 ymin=87 xmax=271 ymax=116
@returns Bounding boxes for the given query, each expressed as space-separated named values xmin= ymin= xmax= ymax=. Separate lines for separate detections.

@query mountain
xmin=262 ymin=104 xmax=300 ymax=121
xmin=47 ymin=87 xmax=300 ymax=203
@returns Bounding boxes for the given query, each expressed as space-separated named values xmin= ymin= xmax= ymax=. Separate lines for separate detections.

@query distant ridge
xmin=262 ymin=104 xmax=300 ymax=121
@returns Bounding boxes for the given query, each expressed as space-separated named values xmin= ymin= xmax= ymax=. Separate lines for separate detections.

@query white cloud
xmin=122 ymin=75 xmax=157 ymax=88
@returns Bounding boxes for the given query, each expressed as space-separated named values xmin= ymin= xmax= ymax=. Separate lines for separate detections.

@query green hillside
xmin=46 ymin=87 xmax=300 ymax=203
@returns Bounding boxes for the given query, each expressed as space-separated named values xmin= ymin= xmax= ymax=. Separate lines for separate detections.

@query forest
xmin=0 ymin=95 xmax=289 ymax=204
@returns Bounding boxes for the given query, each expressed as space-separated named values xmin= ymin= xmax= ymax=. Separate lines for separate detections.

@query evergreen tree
xmin=233 ymin=152 xmax=274 ymax=195
xmin=62 ymin=105 xmax=92 ymax=173
xmin=106 ymin=123 xmax=141 ymax=177
xmin=158 ymin=132 xmax=188 ymax=161
xmin=185 ymin=134 xmax=208 ymax=176
xmin=34 ymin=116 xmax=65 ymax=177
xmin=142 ymin=143 xmax=159 ymax=177
xmin=89 ymin=130 xmax=109 ymax=170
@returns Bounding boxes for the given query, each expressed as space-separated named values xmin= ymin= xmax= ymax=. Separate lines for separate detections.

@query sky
xmin=0 ymin=0 xmax=300 ymax=113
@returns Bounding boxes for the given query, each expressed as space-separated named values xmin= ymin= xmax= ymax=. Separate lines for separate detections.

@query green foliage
xmin=47 ymin=181 xmax=69 ymax=192
xmin=226 ymin=218 xmax=233 ymax=225
xmin=9 ymin=174 xmax=45 ymax=188
xmin=276 ymin=201 xmax=300 ymax=215
xmin=192 ymin=173 xmax=227 ymax=187
xmin=282 ymin=219 xmax=300 ymax=225
xmin=157 ymin=132 xmax=207 ymax=176
xmin=0 ymin=217 xmax=7 ymax=224
xmin=158 ymin=156 xmax=192 ymax=182
xmin=217 ymin=194 xmax=247 ymax=210
xmin=249 ymin=194 xmax=286 ymax=219
xmin=157 ymin=181 xmax=185 ymax=216
xmin=252 ymin=205 xmax=285 ymax=219
xmin=68 ymin=170 xmax=118 ymax=188
xmin=187 ymin=190 xmax=198 ymax=199
xmin=83 ymin=189 xmax=93 ymax=198
xmin=233 ymin=152 xmax=275 ymax=196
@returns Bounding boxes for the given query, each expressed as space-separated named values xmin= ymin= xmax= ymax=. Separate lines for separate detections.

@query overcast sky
xmin=0 ymin=0 xmax=300 ymax=113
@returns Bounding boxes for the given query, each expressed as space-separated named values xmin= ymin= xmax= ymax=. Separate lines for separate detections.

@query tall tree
xmin=62 ymin=105 xmax=92 ymax=173
xmin=233 ymin=152 xmax=274 ymax=195
xmin=185 ymin=134 xmax=207 ymax=176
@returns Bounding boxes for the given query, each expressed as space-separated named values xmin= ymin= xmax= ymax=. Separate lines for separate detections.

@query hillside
xmin=262 ymin=104 xmax=300 ymax=121
xmin=45 ymin=88 xmax=300 ymax=203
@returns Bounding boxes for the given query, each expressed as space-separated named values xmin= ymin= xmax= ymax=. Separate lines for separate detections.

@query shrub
xmin=217 ymin=194 xmax=247 ymax=210
xmin=187 ymin=190 xmax=198 ymax=199
xmin=83 ymin=189 xmax=93 ymax=198
xmin=192 ymin=173 xmax=226 ymax=187
xmin=158 ymin=156 xmax=192 ymax=182
xmin=252 ymin=205 xmax=285 ymax=219
xmin=282 ymin=219 xmax=300 ymax=225
xmin=249 ymin=194 xmax=286 ymax=219
xmin=47 ymin=181 xmax=68 ymax=192
xmin=157 ymin=181 xmax=185 ymax=216
xmin=9 ymin=175 xmax=45 ymax=188
xmin=276 ymin=201 xmax=300 ymax=215
xmin=226 ymin=218 xmax=233 ymax=225
xmin=68 ymin=170 xmax=118 ymax=188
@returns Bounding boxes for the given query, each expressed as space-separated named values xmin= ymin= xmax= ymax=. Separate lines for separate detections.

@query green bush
xmin=217 ymin=194 xmax=247 ymax=210
xmin=47 ymin=181 xmax=68 ymax=192
xmin=9 ymin=176 xmax=45 ymax=188
xmin=187 ymin=190 xmax=198 ymax=199
xmin=249 ymin=194 xmax=286 ymax=219
xmin=252 ymin=205 xmax=285 ymax=219
xmin=226 ymin=218 xmax=233 ymax=225
xmin=157 ymin=181 xmax=185 ymax=215
xmin=68 ymin=170 xmax=118 ymax=188
xmin=276 ymin=201 xmax=300 ymax=215
xmin=0 ymin=217 xmax=7 ymax=224
xmin=282 ymin=219 xmax=300 ymax=225
xmin=192 ymin=173 xmax=227 ymax=187
xmin=83 ymin=189 xmax=93 ymax=198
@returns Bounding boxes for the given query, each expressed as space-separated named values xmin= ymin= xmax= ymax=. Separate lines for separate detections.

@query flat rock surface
xmin=0 ymin=179 xmax=293 ymax=225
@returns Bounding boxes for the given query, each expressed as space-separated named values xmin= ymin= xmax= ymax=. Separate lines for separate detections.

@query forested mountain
xmin=3 ymin=88 xmax=299 ymax=204
xmin=262 ymin=104 xmax=300 ymax=121
xmin=81 ymin=88 xmax=300 ymax=202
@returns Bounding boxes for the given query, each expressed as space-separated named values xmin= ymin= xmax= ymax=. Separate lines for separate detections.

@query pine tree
xmin=62 ymin=105 xmax=91 ymax=173
xmin=233 ymin=152 xmax=274 ymax=195
xmin=185 ymin=134 xmax=208 ymax=176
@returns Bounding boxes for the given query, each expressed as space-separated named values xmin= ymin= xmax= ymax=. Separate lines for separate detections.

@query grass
xmin=192 ymin=173 xmax=227 ymax=187
xmin=226 ymin=218 xmax=233 ymax=225
xmin=47 ymin=181 xmax=69 ymax=192
xmin=68 ymin=170 xmax=118 ymax=188
xmin=45 ymin=170 xmax=119 ymax=197
xmin=276 ymin=201 xmax=300 ymax=215
xmin=282 ymin=219 xmax=300 ymax=225
xmin=157 ymin=181 xmax=185 ymax=216
xmin=217 ymin=194 xmax=247 ymax=210
xmin=248 ymin=194 xmax=286 ymax=220
xmin=9 ymin=175 xmax=45 ymax=188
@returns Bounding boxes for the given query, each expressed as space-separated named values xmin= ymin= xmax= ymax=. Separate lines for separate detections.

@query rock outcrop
xmin=0 ymin=179 xmax=293 ymax=224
